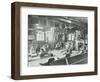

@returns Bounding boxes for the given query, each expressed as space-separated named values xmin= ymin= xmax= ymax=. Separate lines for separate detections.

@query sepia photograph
xmin=28 ymin=15 xmax=88 ymax=67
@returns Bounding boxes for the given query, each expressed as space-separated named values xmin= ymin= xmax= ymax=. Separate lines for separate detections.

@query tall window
xmin=68 ymin=33 xmax=75 ymax=41
xmin=36 ymin=31 xmax=44 ymax=41
xmin=45 ymin=27 xmax=55 ymax=43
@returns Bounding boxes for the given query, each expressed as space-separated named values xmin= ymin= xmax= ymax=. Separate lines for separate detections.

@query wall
xmin=0 ymin=0 xmax=100 ymax=82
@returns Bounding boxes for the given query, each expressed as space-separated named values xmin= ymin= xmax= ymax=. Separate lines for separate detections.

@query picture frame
xmin=11 ymin=2 xmax=98 ymax=80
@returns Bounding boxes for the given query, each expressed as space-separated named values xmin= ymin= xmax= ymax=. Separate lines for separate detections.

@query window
xmin=36 ymin=31 xmax=44 ymax=41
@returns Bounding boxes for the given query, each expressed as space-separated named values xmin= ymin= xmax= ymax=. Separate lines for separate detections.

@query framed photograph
xmin=11 ymin=2 xmax=98 ymax=80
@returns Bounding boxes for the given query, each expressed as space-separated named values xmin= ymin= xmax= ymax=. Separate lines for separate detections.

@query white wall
xmin=0 ymin=0 xmax=100 ymax=82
